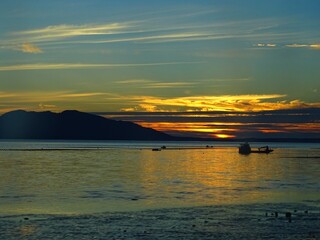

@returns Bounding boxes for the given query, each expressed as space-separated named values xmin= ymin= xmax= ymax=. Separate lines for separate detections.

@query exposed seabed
xmin=1 ymin=203 xmax=319 ymax=240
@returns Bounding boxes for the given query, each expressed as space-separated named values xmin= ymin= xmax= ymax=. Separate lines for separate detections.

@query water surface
xmin=0 ymin=140 xmax=319 ymax=215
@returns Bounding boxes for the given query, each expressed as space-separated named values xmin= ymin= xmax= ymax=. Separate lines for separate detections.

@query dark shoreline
xmin=1 ymin=202 xmax=319 ymax=239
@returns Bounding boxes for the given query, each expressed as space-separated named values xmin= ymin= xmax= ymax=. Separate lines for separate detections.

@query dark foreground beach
xmin=1 ymin=203 xmax=319 ymax=240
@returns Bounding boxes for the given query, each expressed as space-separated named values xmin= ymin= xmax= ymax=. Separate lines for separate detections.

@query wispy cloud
xmin=286 ymin=44 xmax=309 ymax=48
xmin=58 ymin=92 xmax=106 ymax=98
xmin=21 ymin=42 xmax=43 ymax=53
xmin=0 ymin=91 xmax=110 ymax=102
xmin=141 ymin=82 xmax=195 ymax=88
xmin=0 ymin=14 xmax=290 ymax=52
xmin=0 ymin=61 xmax=198 ymax=71
xmin=253 ymin=43 xmax=320 ymax=50
xmin=201 ymin=78 xmax=251 ymax=82
xmin=62 ymin=30 xmax=290 ymax=45
xmin=286 ymin=43 xmax=320 ymax=50
xmin=117 ymin=79 xmax=195 ymax=88
xmin=0 ymin=22 xmax=135 ymax=52
xmin=0 ymin=91 xmax=120 ymax=114
xmin=117 ymin=79 xmax=154 ymax=84
xmin=71 ymin=32 xmax=228 ymax=45
xmin=11 ymin=23 xmax=132 ymax=43
xmin=0 ymin=4 xmax=315 ymax=55
xmin=0 ymin=92 xmax=19 ymax=98
xmin=38 ymin=103 xmax=57 ymax=110
xmin=254 ymin=43 xmax=277 ymax=48
xmin=0 ymin=90 xmax=116 ymax=114
xmin=310 ymin=44 xmax=320 ymax=49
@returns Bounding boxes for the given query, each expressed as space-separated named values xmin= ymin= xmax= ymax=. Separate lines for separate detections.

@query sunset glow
xmin=1 ymin=2 xmax=320 ymax=240
xmin=137 ymin=120 xmax=320 ymax=139
xmin=214 ymin=134 xmax=236 ymax=139
xmin=0 ymin=0 xmax=319 ymax=139
xmin=101 ymin=109 xmax=320 ymax=139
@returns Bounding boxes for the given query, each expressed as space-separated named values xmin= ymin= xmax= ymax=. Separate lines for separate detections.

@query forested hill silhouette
xmin=0 ymin=110 xmax=175 ymax=140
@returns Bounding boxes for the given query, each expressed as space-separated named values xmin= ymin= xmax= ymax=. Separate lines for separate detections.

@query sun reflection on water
xmin=0 ymin=145 xmax=319 ymax=214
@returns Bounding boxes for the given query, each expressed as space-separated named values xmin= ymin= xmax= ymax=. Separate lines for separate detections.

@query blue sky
xmin=0 ymin=0 xmax=319 ymax=138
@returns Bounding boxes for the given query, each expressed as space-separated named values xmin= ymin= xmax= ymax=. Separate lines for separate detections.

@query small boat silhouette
xmin=251 ymin=146 xmax=273 ymax=154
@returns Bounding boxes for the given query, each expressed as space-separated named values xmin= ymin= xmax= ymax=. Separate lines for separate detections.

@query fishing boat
xmin=251 ymin=146 xmax=273 ymax=154
xmin=239 ymin=143 xmax=273 ymax=154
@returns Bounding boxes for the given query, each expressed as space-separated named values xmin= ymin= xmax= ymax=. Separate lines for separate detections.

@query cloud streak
xmin=0 ymin=91 xmax=111 ymax=102
xmin=254 ymin=43 xmax=320 ymax=50
xmin=11 ymin=23 xmax=132 ymax=43
xmin=286 ymin=43 xmax=320 ymax=49
xmin=0 ymin=14 xmax=292 ymax=52
xmin=58 ymin=92 xmax=106 ymax=98
xmin=255 ymin=43 xmax=277 ymax=48
xmin=0 ymin=4 xmax=317 ymax=55
xmin=117 ymin=79 xmax=195 ymax=89
xmin=0 ymin=61 xmax=198 ymax=71
xmin=21 ymin=42 xmax=43 ymax=53
xmin=0 ymin=90 xmax=122 ymax=114
xmin=141 ymin=82 xmax=195 ymax=88
xmin=0 ymin=22 xmax=135 ymax=51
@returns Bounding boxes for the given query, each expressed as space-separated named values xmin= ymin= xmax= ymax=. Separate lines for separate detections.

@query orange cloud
xmin=138 ymin=104 xmax=158 ymax=112
xmin=131 ymin=95 xmax=320 ymax=112
xmin=21 ymin=43 xmax=43 ymax=53
xmin=59 ymin=92 xmax=106 ymax=98
xmin=214 ymin=134 xmax=236 ymax=139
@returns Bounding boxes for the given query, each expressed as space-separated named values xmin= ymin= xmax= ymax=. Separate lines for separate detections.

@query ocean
xmin=0 ymin=140 xmax=319 ymax=239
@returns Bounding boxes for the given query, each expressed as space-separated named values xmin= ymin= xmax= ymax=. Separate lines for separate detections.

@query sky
xmin=0 ymin=0 xmax=319 ymax=139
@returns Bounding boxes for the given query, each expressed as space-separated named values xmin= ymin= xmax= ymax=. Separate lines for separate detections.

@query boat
xmin=239 ymin=143 xmax=273 ymax=154
xmin=152 ymin=148 xmax=161 ymax=151
xmin=239 ymin=142 xmax=251 ymax=154
xmin=251 ymin=146 xmax=273 ymax=154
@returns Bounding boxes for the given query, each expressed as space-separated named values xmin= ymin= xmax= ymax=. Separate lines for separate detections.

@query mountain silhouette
xmin=0 ymin=110 xmax=175 ymax=140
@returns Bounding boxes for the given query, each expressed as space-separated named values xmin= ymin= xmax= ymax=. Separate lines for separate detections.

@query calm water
xmin=0 ymin=140 xmax=319 ymax=215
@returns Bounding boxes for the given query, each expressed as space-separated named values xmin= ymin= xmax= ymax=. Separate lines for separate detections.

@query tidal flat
xmin=1 ymin=203 xmax=319 ymax=239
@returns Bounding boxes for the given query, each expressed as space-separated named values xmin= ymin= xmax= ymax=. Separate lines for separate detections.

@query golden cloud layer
xmin=1 ymin=91 xmax=320 ymax=117
xmin=121 ymin=95 xmax=320 ymax=112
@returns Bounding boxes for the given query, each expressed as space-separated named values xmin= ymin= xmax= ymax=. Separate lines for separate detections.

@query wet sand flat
xmin=1 ymin=203 xmax=319 ymax=240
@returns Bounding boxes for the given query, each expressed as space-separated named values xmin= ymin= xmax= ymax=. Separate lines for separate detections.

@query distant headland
xmin=0 ymin=110 xmax=177 ymax=141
